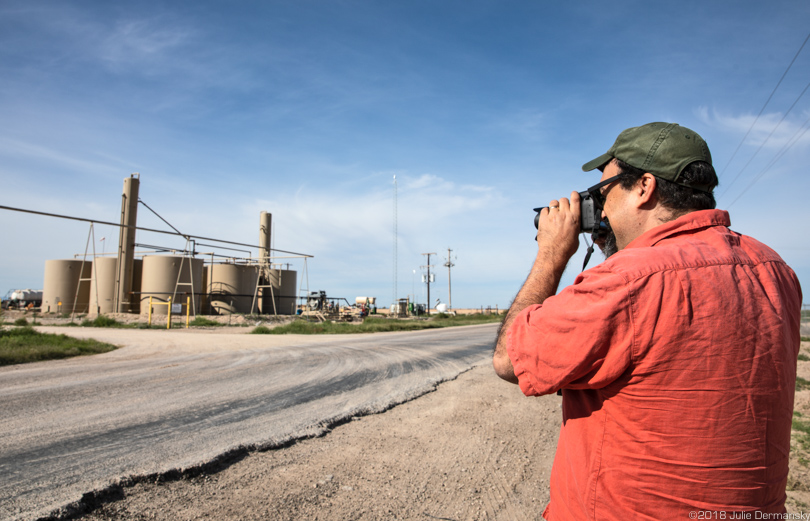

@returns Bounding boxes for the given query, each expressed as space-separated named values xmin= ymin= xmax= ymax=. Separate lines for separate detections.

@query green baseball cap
xmin=581 ymin=122 xmax=714 ymax=192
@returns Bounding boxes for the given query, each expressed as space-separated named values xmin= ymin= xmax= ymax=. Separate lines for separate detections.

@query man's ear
xmin=636 ymin=173 xmax=657 ymax=207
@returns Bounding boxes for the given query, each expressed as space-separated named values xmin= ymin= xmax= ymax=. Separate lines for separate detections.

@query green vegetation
xmin=0 ymin=326 xmax=117 ymax=366
xmin=799 ymin=353 xmax=810 ymax=362
xmin=802 ymin=336 xmax=810 ymax=342
xmin=797 ymin=377 xmax=810 ymax=392
xmin=793 ymin=412 xmax=810 ymax=476
xmin=261 ymin=313 xmax=503 ymax=335
xmin=81 ymin=315 xmax=123 ymax=328
xmin=188 ymin=316 xmax=224 ymax=327
xmin=14 ymin=318 xmax=29 ymax=327
xmin=251 ymin=325 xmax=273 ymax=334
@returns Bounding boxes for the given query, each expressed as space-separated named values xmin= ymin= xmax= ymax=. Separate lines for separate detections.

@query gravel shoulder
xmin=76 ymin=364 xmax=560 ymax=521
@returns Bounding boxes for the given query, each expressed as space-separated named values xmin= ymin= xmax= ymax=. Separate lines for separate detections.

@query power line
xmin=718 ymin=77 xmax=810 ymax=202
xmin=718 ymin=31 xmax=810 ymax=179
xmin=726 ymin=111 xmax=810 ymax=209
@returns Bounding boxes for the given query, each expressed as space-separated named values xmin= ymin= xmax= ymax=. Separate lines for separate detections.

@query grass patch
xmin=189 ymin=316 xmax=223 ymax=327
xmin=14 ymin=318 xmax=29 ymax=326
xmin=0 ymin=326 xmax=117 ymax=365
xmin=251 ymin=325 xmax=273 ymax=334
xmin=797 ymin=377 xmax=810 ymax=392
xmin=265 ymin=313 xmax=503 ymax=335
xmin=792 ymin=412 xmax=810 ymax=484
xmin=80 ymin=315 xmax=124 ymax=328
xmin=802 ymin=336 xmax=810 ymax=343
xmin=799 ymin=353 xmax=810 ymax=362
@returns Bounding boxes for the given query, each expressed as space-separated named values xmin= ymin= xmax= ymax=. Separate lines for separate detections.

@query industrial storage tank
xmin=42 ymin=260 xmax=92 ymax=314
xmin=205 ymin=263 xmax=259 ymax=315
xmin=140 ymin=256 xmax=203 ymax=315
xmin=260 ymin=269 xmax=297 ymax=315
xmin=89 ymin=257 xmax=117 ymax=315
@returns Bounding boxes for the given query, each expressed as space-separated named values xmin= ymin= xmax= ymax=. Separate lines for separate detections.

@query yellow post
xmin=186 ymin=296 xmax=190 ymax=329
xmin=148 ymin=296 xmax=153 ymax=327
xmin=167 ymin=297 xmax=172 ymax=329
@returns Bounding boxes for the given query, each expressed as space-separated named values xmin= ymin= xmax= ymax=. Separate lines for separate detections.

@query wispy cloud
xmin=697 ymin=106 xmax=810 ymax=149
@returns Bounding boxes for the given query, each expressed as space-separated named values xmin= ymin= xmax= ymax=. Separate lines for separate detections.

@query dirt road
xmin=3 ymin=326 xmax=809 ymax=520
xmin=75 ymin=364 xmax=563 ymax=521
xmin=74 ymin=355 xmax=810 ymax=520
xmin=0 ymin=324 xmax=496 ymax=520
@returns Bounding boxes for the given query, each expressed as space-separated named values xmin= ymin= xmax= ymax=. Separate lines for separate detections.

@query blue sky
xmin=1 ymin=0 xmax=809 ymax=310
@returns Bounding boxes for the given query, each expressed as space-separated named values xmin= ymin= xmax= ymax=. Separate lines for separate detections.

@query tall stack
xmin=114 ymin=173 xmax=140 ymax=313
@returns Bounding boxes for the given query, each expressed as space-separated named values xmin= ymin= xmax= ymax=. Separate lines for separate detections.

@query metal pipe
xmin=0 ymin=204 xmax=312 ymax=257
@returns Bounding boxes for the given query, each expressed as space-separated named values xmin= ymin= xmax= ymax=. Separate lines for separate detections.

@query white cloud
xmin=697 ymin=106 xmax=810 ymax=149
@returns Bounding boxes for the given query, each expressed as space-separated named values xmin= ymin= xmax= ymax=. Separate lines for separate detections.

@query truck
xmin=1 ymin=289 xmax=43 ymax=310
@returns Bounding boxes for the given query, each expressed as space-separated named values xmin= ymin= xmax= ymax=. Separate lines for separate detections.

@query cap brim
xmin=581 ymin=152 xmax=613 ymax=172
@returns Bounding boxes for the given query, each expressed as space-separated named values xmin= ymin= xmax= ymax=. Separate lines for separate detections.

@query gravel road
xmin=0 ymin=324 xmax=497 ymax=521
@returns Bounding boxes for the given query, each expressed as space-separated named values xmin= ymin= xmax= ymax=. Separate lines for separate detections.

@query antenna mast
xmin=393 ymin=175 xmax=397 ymax=307
xmin=421 ymin=252 xmax=436 ymax=315
xmin=444 ymin=248 xmax=455 ymax=309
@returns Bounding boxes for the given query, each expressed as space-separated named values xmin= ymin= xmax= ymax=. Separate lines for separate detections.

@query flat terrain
xmin=0 ymin=324 xmax=496 ymax=520
xmin=2 ymin=324 xmax=808 ymax=520
xmin=80 ymin=365 xmax=561 ymax=521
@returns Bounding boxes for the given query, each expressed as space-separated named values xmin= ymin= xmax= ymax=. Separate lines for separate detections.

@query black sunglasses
xmin=586 ymin=174 xmax=622 ymax=210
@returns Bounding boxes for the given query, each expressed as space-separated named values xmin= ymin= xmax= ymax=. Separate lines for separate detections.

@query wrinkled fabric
xmin=507 ymin=210 xmax=802 ymax=520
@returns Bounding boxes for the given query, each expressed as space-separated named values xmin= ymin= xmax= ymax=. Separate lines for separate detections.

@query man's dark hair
xmin=615 ymin=159 xmax=718 ymax=214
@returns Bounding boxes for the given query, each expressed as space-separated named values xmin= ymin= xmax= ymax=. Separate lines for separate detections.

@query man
xmin=493 ymin=122 xmax=802 ymax=518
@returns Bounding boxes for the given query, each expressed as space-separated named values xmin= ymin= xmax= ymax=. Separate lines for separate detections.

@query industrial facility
xmin=36 ymin=174 xmax=308 ymax=318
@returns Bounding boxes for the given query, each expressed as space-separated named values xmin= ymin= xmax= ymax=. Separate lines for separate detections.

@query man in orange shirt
xmin=493 ymin=122 xmax=802 ymax=518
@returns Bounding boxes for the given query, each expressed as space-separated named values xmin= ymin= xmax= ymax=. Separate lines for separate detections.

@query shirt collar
xmin=624 ymin=209 xmax=731 ymax=250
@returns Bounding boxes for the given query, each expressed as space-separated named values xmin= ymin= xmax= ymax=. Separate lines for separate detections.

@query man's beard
xmin=599 ymin=225 xmax=619 ymax=258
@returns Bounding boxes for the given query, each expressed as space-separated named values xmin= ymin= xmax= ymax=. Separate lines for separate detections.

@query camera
xmin=533 ymin=190 xmax=605 ymax=237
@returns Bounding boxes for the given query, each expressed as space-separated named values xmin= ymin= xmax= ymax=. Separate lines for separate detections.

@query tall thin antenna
xmin=444 ymin=248 xmax=455 ymax=309
xmin=391 ymin=175 xmax=392 ymax=304
xmin=421 ymin=252 xmax=436 ymax=315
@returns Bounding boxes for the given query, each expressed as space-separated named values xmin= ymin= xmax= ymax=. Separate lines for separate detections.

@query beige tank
xmin=140 ymin=256 xmax=203 ymax=315
xmin=42 ymin=260 xmax=92 ymax=314
xmin=256 ymin=269 xmax=297 ymax=315
xmin=89 ymin=257 xmax=118 ymax=315
xmin=355 ymin=296 xmax=377 ymax=306
xmin=205 ymin=263 xmax=259 ymax=315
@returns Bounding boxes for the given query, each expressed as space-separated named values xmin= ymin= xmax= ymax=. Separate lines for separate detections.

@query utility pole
xmin=444 ymin=248 xmax=455 ymax=309
xmin=421 ymin=252 xmax=436 ymax=315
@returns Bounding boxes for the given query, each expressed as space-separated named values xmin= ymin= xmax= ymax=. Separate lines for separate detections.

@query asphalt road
xmin=0 ymin=323 xmax=498 ymax=521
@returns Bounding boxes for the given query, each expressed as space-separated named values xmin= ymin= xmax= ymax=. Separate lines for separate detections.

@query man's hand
xmin=535 ymin=191 xmax=581 ymax=269
xmin=493 ymin=191 xmax=581 ymax=384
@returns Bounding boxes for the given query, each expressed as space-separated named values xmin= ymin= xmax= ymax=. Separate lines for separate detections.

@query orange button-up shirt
xmin=507 ymin=210 xmax=802 ymax=519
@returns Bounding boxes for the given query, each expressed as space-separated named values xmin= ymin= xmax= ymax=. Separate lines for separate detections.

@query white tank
xmin=42 ymin=260 xmax=92 ymax=314
xmin=140 ymin=256 xmax=203 ymax=315
xmin=10 ymin=289 xmax=43 ymax=301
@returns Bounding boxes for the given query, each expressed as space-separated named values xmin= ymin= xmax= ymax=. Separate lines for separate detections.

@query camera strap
xmin=581 ymin=231 xmax=598 ymax=272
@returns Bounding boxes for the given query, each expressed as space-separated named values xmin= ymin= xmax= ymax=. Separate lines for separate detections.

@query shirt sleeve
xmin=506 ymin=267 xmax=635 ymax=396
